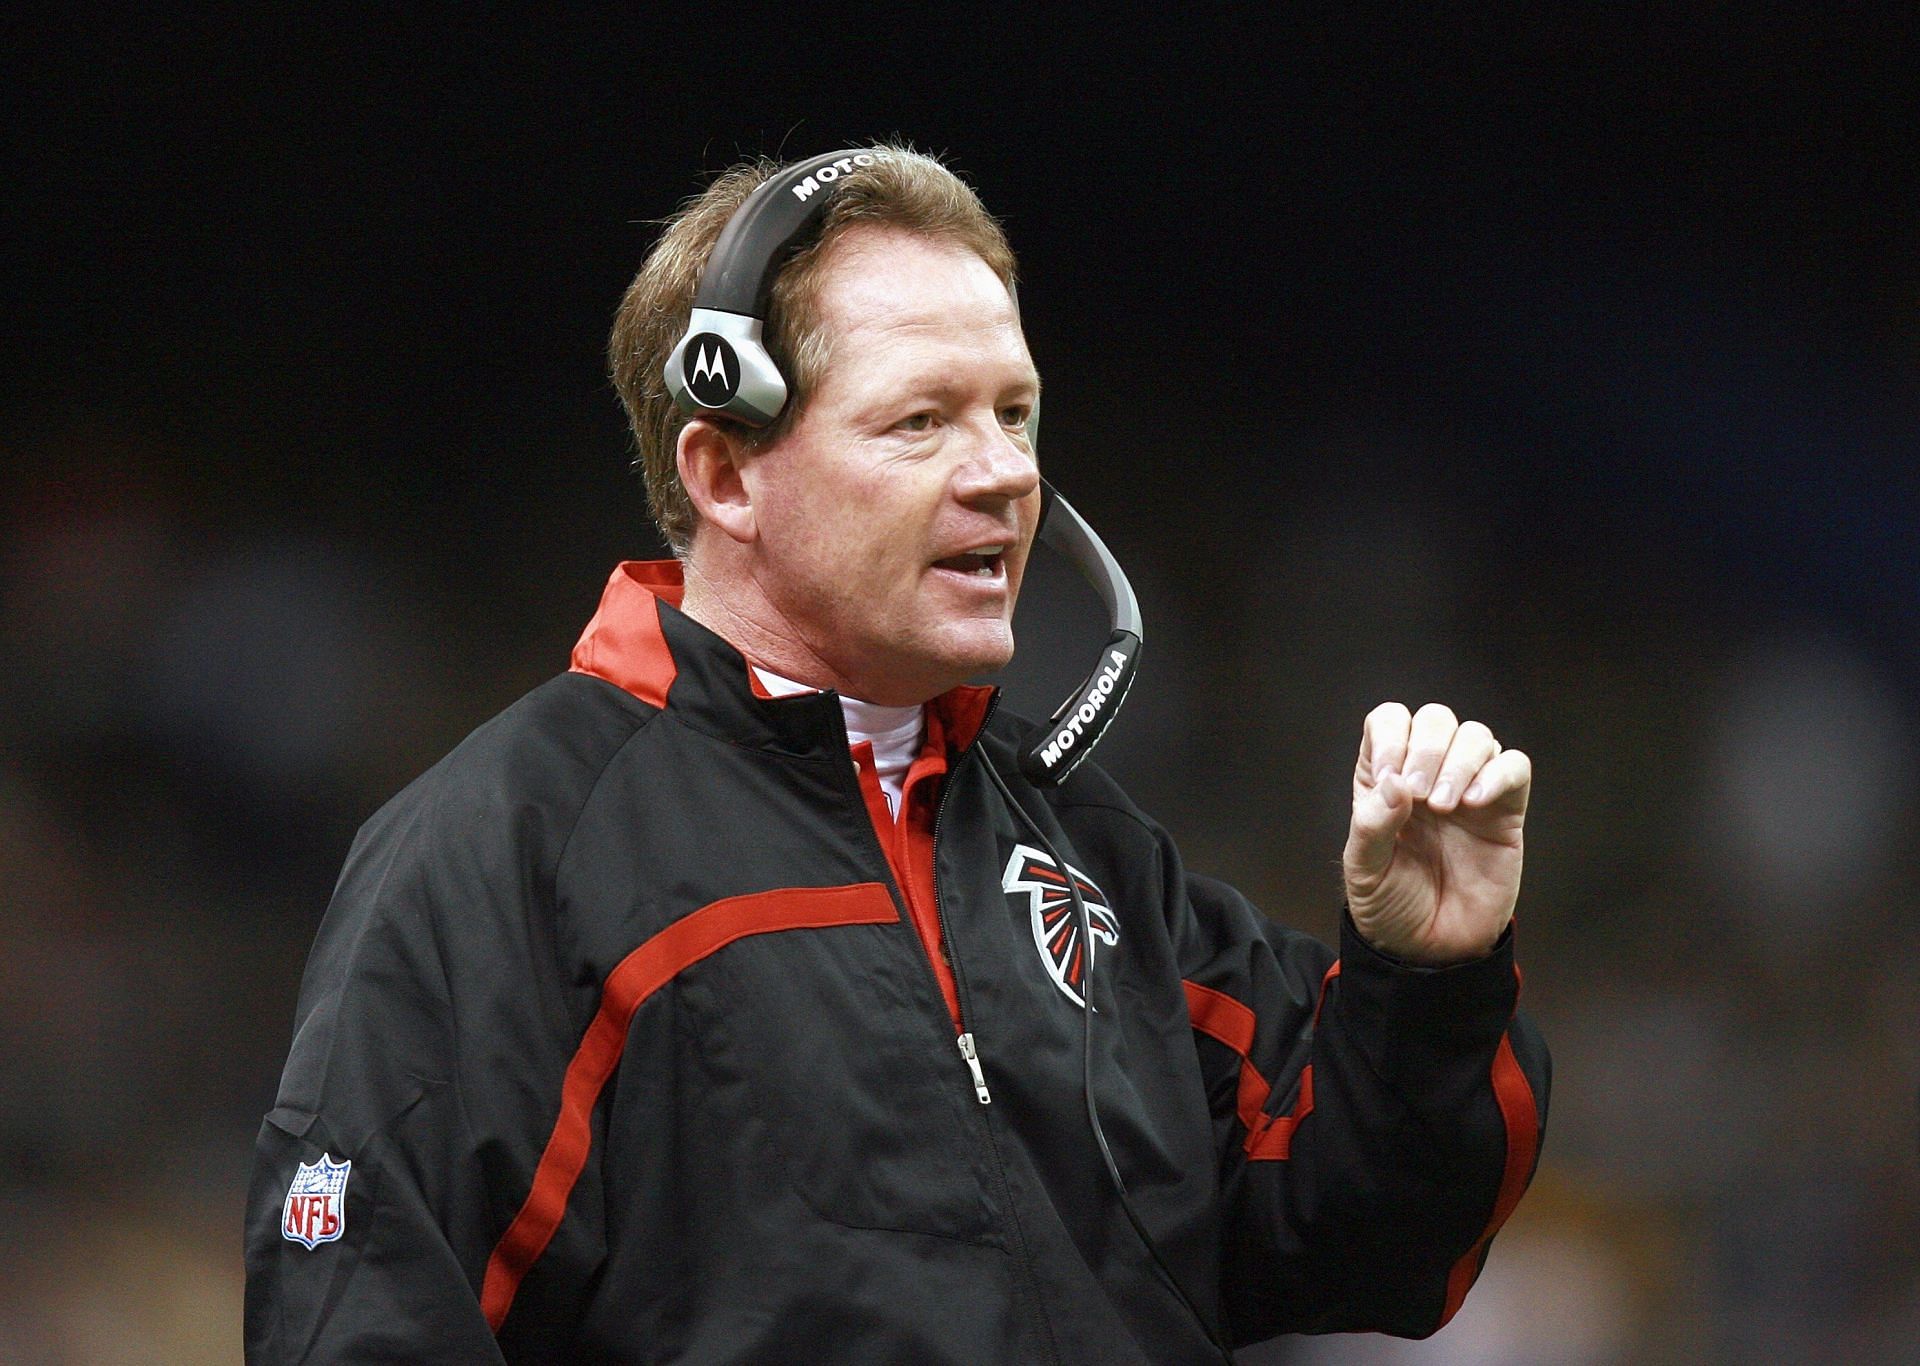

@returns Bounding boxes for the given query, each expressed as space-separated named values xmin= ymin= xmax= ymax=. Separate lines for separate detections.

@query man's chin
xmin=880 ymin=626 xmax=1015 ymax=702
xmin=946 ymin=620 xmax=1017 ymax=677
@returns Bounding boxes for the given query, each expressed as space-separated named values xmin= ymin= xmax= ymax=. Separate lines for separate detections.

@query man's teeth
xmin=939 ymin=546 xmax=1005 ymax=575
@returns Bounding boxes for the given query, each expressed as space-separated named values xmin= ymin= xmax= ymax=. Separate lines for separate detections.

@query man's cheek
xmin=783 ymin=516 xmax=849 ymax=576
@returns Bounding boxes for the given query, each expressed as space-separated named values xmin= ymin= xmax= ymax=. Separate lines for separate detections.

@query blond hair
xmin=608 ymin=144 xmax=1018 ymax=553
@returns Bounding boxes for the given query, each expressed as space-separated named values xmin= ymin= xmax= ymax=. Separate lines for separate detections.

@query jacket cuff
xmin=1334 ymin=910 xmax=1520 ymax=1096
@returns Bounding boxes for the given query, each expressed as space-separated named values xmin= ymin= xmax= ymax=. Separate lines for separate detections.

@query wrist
xmin=1345 ymin=904 xmax=1508 ymax=969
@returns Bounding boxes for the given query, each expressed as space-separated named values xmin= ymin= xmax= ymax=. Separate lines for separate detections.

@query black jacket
xmin=245 ymin=562 xmax=1549 ymax=1363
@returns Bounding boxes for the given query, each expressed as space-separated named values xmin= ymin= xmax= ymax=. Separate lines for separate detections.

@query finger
xmin=1345 ymin=766 xmax=1414 ymax=882
xmin=1359 ymin=701 xmax=1412 ymax=782
xmin=1427 ymin=720 xmax=1499 ymax=813
xmin=1461 ymin=748 xmax=1532 ymax=812
xmin=1400 ymin=702 xmax=1459 ymax=800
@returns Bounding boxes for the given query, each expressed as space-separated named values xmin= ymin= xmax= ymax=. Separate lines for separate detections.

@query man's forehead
xmin=813 ymin=227 xmax=1023 ymax=337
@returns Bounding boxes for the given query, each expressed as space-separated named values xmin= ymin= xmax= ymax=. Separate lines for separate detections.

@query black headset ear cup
xmin=664 ymin=311 xmax=789 ymax=425
xmin=663 ymin=150 xmax=893 ymax=426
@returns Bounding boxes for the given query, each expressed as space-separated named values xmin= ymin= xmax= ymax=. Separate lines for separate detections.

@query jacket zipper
xmin=830 ymin=702 xmax=989 ymax=1104
xmin=926 ymin=692 xmax=998 ymax=1104
xmin=957 ymin=1031 xmax=991 ymax=1104
xmin=928 ymin=705 xmax=1065 ymax=1366
xmin=832 ymin=698 xmax=1063 ymax=1364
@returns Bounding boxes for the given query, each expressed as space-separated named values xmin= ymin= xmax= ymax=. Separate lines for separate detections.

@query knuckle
xmin=1457 ymin=720 xmax=1497 ymax=756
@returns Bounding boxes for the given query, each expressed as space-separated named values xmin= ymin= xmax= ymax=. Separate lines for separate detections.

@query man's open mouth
xmin=933 ymin=546 xmax=1006 ymax=577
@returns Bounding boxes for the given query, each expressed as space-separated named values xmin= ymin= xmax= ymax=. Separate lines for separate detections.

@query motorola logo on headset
xmin=680 ymin=334 xmax=739 ymax=407
xmin=790 ymin=152 xmax=884 ymax=202
xmin=1036 ymin=647 xmax=1134 ymax=771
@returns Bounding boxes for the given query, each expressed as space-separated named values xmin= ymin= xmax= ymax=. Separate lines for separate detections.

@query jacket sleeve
xmin=244 ymin=779 xmax=583 ymax=1364
xmin=1173 ymin=857 xmax=1550 ymax=1344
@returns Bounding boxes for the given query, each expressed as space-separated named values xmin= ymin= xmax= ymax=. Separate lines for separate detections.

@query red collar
xmin=570 ymin=560 xmax=994 ymax=751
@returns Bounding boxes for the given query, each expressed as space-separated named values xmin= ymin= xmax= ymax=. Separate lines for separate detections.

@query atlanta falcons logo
xmin=1001 ymin=844 xmax=1119 ymax=1009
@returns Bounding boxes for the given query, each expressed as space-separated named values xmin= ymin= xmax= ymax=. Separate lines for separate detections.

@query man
xmin=246 ymin=145 xmax=1548 ymax=1363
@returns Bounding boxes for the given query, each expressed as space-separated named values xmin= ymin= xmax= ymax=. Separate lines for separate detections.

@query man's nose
xmin=954 ymin=417 xmax=1040 ymax=504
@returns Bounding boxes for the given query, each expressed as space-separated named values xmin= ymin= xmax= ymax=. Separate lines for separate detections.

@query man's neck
xmin=678 ymin=551 xmax=945 ymax=706
xmin=678 ymin=558 xmax=843 ymax=693
xmin=751 ymin=664 xmax=924 ymax=819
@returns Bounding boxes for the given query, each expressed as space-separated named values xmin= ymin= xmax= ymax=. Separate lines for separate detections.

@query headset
xmin=663 ymin=148 xmax=1143 ymax=786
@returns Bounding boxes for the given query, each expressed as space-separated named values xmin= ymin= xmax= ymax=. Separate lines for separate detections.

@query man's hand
xmin=1343 ymin=702 xmax=1531 ymax=966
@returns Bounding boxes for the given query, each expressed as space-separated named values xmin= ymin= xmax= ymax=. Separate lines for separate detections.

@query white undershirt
xmin=751 ymin=666 xmax=925 ymax=818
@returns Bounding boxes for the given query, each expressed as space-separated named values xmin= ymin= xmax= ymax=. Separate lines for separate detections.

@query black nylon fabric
xmin=245 ymin=595 xmax=1549 ymax=1364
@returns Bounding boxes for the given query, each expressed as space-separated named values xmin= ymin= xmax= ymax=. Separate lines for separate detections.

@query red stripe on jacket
xmin=848 ymin=691 xmax=993 ymax=1033
xmin=479 ymin=882 xmax=899 ymax=1332
xmin=1438 ymin=969 xmax=1540 ymax=1326
xmin=1187 ymin=958 xmax=1540 ymax=1324
xmin=1182 ymin=962 xmax=1340 ymax=1161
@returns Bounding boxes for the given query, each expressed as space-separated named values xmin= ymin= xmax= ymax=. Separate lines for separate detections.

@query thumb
xmin=1344 ymin=768 xmax=1412 ymax=887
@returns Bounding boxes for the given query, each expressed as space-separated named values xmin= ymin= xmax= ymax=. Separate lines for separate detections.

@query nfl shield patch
xmin=281 ymin=1153 xmax=351 ymax=1249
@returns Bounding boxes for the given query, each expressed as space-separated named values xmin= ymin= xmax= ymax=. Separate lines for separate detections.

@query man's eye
xmin=1000 ymin=405 xmax=1032 ymax=430
xmin=898 ymin=412 xmax=935 ymax=432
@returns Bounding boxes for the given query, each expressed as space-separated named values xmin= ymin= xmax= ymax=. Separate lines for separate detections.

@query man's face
xmin=739 ymin=226 xmax=1042 ymax=705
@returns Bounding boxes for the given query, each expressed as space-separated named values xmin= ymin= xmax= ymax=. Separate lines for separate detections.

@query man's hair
xmin=608 ymin=143 xmax=1018 ymax=554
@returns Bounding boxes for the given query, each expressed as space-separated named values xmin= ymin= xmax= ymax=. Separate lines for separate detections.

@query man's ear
xmin=676 ymin=419 xmax=757 ymax=545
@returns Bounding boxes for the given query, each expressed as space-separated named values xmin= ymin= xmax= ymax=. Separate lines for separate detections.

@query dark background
xmin=5 ymin=10 xmax=1917 ymax=1361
